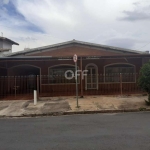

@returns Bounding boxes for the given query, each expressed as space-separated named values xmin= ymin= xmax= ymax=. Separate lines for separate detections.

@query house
xmin=0 ymin=39 xmax=150 ymax=99
xmin=0 ymin=36 xmax=19 ymax=57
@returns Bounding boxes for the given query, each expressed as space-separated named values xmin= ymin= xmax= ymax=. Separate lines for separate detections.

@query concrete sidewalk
xmin=0 ymin=95 xmax=149 ymax=117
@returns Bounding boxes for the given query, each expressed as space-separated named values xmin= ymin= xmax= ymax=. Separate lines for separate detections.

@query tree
xmin=138 ymin=61 xmax=150 ymax=104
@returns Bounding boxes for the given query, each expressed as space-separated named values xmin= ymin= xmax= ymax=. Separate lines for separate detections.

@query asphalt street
xmin=0 ymin=112 xmax=150 ymax=150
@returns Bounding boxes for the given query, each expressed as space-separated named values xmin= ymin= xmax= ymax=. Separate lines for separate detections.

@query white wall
xmin=0 ymin=50 xmax=12 ymax=57
xmin=0 ymin=40 xmax=12 ymax=57
xmin=2 ymin=41 xmax=12 ymax=49
xmin=0 ymin=41 xmax=2 ymax=48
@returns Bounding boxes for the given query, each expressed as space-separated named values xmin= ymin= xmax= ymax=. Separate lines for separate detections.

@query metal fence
xmin=0 ymin=76 xmax=37 ymax=100
xmin=0 ymin=73 xmax=144 ymax=100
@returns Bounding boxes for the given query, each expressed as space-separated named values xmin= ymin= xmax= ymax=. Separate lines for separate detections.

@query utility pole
xmin=73 ymin=54 xmax=79 ymax=108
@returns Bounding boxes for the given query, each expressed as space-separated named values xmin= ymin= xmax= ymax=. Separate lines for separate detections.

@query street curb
xmin=0 ymin=108 xmax=150 ymax=118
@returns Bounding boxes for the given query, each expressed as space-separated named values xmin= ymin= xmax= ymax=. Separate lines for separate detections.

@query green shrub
xmin=138 ymin=61 xmax=150 ymax=105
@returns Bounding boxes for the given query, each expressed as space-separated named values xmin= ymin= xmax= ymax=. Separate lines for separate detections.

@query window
xmin=105 ymin=64 xmax=135 ymax=82
xmin=49 ymin=65 xmax=78 ymax=84
xmin=85 ymin=64 xmax=98 ymax=90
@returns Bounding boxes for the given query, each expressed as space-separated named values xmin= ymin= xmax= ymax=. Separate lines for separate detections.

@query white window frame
xmin=85 ymin=63 xmax=98 ymax=90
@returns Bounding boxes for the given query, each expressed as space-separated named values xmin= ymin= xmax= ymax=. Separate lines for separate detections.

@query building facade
xmin=0 ymin=40 xmax=150 ymax=99
xmin=0 ymin=37 xmax=19 ymax=57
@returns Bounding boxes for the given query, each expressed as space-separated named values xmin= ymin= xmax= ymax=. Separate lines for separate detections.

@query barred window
xmin=48 ymin=65 xmax=78 ymax=84
xmin=105 ymin=64 xmax=135 ymax=82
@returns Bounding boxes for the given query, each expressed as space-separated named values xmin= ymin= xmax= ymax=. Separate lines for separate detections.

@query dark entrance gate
xmin=0 ymin=76 xmax=37 ymax=100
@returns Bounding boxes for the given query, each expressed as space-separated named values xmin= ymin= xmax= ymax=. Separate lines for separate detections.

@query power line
xmin=138 ymin=41 xmax=150 ymax=49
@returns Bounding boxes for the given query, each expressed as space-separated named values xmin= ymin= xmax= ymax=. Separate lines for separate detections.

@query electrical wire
xmin=138 ymin=42 xmax=150 ymax=49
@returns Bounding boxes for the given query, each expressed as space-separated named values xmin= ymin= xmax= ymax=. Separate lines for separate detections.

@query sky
xmin=0 ymin=0 xmax=150 ymax=52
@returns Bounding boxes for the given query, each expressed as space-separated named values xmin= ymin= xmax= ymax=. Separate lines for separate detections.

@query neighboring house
xmin=0 ymin=39 xmax=150 ymax=98
xmin=0 ymin=36 xmax=19 ymax=57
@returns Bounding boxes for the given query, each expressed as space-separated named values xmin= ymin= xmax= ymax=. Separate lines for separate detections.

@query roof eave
xmin=1 ymin=54 xmax=150 ymax=60
xmin=6 ymin=39 xmax=146 ymax=57
xmin=0 ymin=37 xmax=19 ymax=46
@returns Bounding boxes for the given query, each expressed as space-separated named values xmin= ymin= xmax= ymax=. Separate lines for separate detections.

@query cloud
xmin=119 ymin=2 xmax=150 ymax=21
xmin=3 ymin=0 xmax=9 ymax=5
xmin=13 ymin=0 xmax=80 ymax=33
xmin=105 ymin=38 xmax=137 ymax=49
xmin=0 ymin=1 xmax=44 ymax=33
xmin=120 ymin=10 xmax=150 ymax=21
xmin=1 ymin=0 xmax=150 ymax=52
